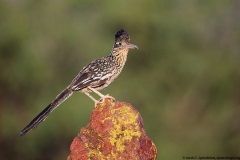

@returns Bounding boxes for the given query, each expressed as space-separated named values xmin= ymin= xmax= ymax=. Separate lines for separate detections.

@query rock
xmin=67 ymin=98 xmax=157 ymax=160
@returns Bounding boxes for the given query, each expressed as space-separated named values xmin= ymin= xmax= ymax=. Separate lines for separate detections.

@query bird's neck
xmin=111 ymin=48 xmax=129 ymax=67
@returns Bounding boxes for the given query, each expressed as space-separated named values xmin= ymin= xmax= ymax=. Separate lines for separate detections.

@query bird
xmin=18 ymin=29 xmax=138 ymax=136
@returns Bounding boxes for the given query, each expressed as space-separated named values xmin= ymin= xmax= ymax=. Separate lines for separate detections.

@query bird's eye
xmin=116 ymin=42 xmax=122 ymax=46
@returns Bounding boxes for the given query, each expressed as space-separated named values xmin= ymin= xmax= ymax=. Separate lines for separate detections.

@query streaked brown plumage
xmin=19 ymin=29 xmax=138 ymax=136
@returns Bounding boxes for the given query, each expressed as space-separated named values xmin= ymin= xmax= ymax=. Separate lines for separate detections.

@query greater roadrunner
xmin=19 ymin=29 xmax=138 ymax=136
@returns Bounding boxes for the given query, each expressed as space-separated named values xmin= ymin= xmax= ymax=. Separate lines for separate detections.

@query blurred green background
xmin=1 ymin=0 xmax=240 ymax=159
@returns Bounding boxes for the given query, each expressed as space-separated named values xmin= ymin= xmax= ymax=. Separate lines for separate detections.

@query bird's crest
xmin=115 ymin=29 xmax=130 ymax=43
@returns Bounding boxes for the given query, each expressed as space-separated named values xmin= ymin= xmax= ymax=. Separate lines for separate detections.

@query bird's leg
xmin=88 ymin=87 xmax=115 ymax=101
xmin=84 ymin=92 xmax=99 ymax=106
xmin=88 ymin=87 xmax=105 ymax=97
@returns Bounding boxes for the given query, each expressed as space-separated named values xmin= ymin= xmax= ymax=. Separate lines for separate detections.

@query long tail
xmin=18 ymin=88 xmax=73 ymax=136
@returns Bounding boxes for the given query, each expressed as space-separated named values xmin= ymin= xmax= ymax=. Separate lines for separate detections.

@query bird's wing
xmin=70 ymin=61 xmax=109 ymax=91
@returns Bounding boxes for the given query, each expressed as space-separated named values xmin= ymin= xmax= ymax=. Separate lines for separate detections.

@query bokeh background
xmin=1 ymin=0 xmax=240 ymax=159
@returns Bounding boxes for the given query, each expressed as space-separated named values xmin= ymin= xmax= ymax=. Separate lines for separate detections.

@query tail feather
xmin=18 ymin=88 xmax=73 ymax=136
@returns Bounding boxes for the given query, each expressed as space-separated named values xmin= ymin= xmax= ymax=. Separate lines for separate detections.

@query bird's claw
xmin=100 ymin=94 xmax=115 ymax=102
xmin=94 ymin=95 xmax=115 ymax=107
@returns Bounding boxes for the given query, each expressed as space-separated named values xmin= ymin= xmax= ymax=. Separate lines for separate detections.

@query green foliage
xmin=0 ymin=0 xmax=240 ymax=159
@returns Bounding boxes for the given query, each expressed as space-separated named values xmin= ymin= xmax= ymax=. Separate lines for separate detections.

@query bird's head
xmin=113 ymin=29 xmax=138 ymax=51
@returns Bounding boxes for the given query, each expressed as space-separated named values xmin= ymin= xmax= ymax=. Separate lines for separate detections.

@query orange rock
xmin=67 ymin=98 xmax=157 ymax=160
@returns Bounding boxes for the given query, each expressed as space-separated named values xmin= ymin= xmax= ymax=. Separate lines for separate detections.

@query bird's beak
xmin=127 ymin=43 xmax=138 ymax=50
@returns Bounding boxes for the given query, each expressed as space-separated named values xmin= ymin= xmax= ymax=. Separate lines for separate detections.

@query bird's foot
xmin=99 ymin=94 xmax=115 ymax=103
xmin=87 ymin=87 xmax=115 ymax=106
xmin=93 ymin=99 xmax=100 ymax=107
xmin=93 ymin=95 xmax=115 ymax=108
